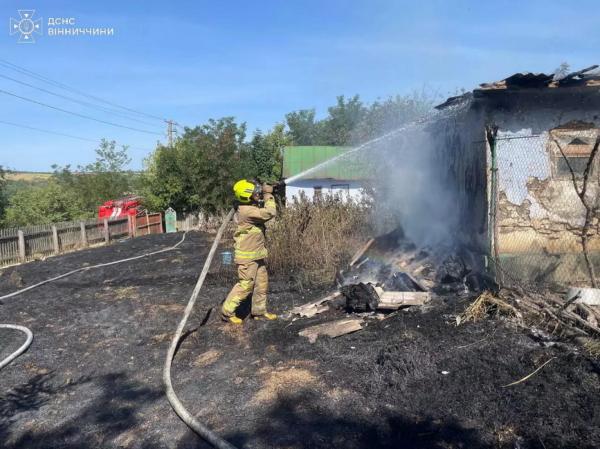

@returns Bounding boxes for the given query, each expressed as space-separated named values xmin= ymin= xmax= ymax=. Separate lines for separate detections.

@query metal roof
xmin=282 ymin=146 xmax=366 ymax=181
xmin=436 ymin=65 xmax=600 ymax=109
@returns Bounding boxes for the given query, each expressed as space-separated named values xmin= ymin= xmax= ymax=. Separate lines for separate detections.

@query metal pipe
xmin=163 ymin=208 xmax=237 ymax=449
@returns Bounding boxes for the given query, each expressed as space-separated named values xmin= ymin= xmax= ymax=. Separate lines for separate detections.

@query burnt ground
xmin=0 ymin=231 xmax=599 ymax=449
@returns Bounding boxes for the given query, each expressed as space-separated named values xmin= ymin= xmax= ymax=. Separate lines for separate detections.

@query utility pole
xmin=166 ymin=119 xmax=179 ymax=148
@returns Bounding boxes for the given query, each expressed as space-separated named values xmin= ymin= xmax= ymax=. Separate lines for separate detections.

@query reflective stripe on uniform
xmin=239 ymin=279 xmax=254 ymax=291
xmin=234 ymin=248 xmax=268 ymax=259
xmin=234 ymin=225 xmax=266 ymax=260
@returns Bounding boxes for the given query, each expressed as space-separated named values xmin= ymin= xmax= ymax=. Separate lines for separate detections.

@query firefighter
xmin=221 ymin=179 xmax=278 ymax=324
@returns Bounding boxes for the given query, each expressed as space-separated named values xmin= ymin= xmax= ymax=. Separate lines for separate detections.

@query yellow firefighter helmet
xmin=233 ymin=179 xmax=257 ymax=203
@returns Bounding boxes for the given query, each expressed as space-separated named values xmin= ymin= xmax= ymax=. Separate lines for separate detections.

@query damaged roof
xmin=436 ymin=65 xmax=600 ymax=109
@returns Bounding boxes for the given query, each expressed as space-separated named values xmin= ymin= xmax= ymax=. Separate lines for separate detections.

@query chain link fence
xmin=490 ymin=131 xmax=600 ymax=290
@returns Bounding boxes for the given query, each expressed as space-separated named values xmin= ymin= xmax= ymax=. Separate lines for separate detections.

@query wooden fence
xmin=0 ymin=213 xmax=163 ymax=268
xmin=176 ymin=212 xmax=231 ymax=233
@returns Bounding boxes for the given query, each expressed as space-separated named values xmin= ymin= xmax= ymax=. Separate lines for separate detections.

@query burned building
xmin=433 ymin=65 xmax=600 ymax=287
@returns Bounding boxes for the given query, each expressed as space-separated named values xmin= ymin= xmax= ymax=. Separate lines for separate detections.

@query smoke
xmin=284 ymin=98 xmax=468 ymax=247
xmin=369 ymin=124 xmax=460 ymax=246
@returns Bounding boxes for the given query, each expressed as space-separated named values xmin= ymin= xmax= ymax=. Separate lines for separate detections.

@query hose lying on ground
xmin=0 ymin=232 xmax=189 ymax=302
xmin=0 ymin=231 xmax=189 ymax=370
xmin=163 ymin=208 xmax=238 ymax=449
xmin=0 ymin=324 xmax=33 ymax=371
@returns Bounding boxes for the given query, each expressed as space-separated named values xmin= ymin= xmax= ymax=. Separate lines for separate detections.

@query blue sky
xmin=1 ymin=0 xmax=599 ymax=171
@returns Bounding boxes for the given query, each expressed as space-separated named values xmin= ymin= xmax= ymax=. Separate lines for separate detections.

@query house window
xmin=549 ymin=125 xmax=599 ymax=178
xmin=330 ymin=184 xmax=350 ymax=195
xmin=556 ymin=156 xmax=591 ymax=176
xmin=313 ymin=186 xmax=322 ymax=200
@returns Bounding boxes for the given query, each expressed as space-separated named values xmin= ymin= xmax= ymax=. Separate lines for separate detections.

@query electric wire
xmin=0 ymin=88 xmax=163 ymax=136
xmin=0 ymin=72 xmax=161 ymax=128
xmin=0 ymin=119 xmax=154 ymax=152
xmin=0 ymin=58 xmax=168 ymax=123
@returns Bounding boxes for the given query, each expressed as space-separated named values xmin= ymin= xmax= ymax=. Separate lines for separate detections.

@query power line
xmin=0 ymin=58 xmax=168 ymax=123
xmin=0 ymin=88 xmax=163 ymax=136
xmin=0 ymin=119 xmax=155 ymax=152
xmin=0 ymin=72 xmax=161 ymax=128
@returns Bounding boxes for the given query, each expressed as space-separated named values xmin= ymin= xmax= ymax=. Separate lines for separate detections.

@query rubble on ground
xmin=339 ymin=226 xmax=496 ymax=314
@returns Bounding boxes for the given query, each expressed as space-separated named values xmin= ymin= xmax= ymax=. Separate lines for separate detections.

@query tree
xmin=141 ymin=117 xmax=249 ymax=214
xmin=283 ymin=93 xmax=434 ymax=147
xmin=249 ymin=124 xmax=288 ymax=182
xmin=3 ymin=181 xmax=85 ymax=226
xmin=53 ymin=139 xmax=133 ymax=214
xmin=0 ymin=166 xmax=7 ymax=223
xmin=353 ymin=92 xmax=435 ymax=143
xmin=285 ymin=109 xmax=319 ymax=145
xmin=320 ymin=95 xmax=367 ymax=145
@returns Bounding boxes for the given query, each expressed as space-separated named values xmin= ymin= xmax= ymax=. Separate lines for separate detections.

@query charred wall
xmin=427 ymin=103 xmax=488 ymax=254
xmin=479 ymin=88 xmax=600 ymax=284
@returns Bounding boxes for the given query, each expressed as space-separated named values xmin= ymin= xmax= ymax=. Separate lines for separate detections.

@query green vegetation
xmin=2 ymin=140 xmax=133 ymax=227
xmin=1 ymin=92 xmax=433 ymax=228
xmin=3 ymin=181 xmax=85 ymax=227
xmin=52 ymin=139 xmax=133 ymax=215
xmin=0 ymin=166 xmax=8 ymax=221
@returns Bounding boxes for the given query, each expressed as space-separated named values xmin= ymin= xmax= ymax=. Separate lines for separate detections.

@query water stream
xmin=283 ymin=99 xmax=470 ymax=184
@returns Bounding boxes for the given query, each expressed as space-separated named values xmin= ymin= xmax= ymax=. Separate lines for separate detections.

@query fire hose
xmin=0 ymin=231 xmax=189 ymax=370
xmin=0 ymin=324 xmax=33 ymax=370
xmin=0 ymin=211 xmax=239 ymax=449
xmin=163 ymin=208 xmax=237 ymax=449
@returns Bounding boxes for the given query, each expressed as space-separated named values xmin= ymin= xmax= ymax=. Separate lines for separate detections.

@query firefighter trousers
xmin=222 ymin=259 xmax=268 ymax=317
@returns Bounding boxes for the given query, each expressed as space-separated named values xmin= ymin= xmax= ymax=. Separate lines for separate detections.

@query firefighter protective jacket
xmin=233 ymin=193 xmax=277 ymax=263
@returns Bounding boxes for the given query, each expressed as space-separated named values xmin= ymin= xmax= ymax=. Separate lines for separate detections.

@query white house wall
xmin=490 ymin=105 xmax=600 ymax=257
xmin=285 ymin=179 xmax=365 ymax=202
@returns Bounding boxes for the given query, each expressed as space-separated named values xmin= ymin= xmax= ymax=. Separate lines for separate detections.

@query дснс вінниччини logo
xmin=9 ymin=10 xmax=42 ymax=43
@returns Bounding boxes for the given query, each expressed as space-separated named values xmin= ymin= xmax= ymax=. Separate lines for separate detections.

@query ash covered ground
xmin=1 ymin=232 xmax=599 ymax=449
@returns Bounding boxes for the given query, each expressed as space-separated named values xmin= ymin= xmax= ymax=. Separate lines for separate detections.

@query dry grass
xmin=6 ymin=172 xmax=52 ymax=182
xmin=584 ymin=338 xmax=600 ymax=358
xmin=457 ymin=291 xmax=523 ymax=325
xmin=95 ymin=286 xmax=139 ymax=301
xmin=250 ymin=361 xmax=320 ymax=406
xmin=194 ymin=349 xmax=222 ymax=367
xmin=268 ymin=195 xmax=374 ymax=289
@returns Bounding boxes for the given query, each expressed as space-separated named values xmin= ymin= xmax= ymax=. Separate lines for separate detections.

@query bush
xmin=267 ymin=194 xmax=374 ymax=290
xmin=3 ymin=181 xmax=89 ymax=227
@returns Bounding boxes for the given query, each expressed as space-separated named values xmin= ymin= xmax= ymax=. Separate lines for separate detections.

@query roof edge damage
xmin=436 ymin=65 xmax=600 ymax=110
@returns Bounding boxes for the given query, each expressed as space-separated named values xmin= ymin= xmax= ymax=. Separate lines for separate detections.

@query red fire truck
xmin=97 ymin=196 xmax=143 ymax=219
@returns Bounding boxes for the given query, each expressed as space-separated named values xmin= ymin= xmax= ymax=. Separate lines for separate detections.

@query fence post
xmin=127 ymin=215 xmax=133 ymax=238
xmin=17 ymin=230 xmax=26 ymax=263
xmin=131 ymin=215 xmax=137 ymax=238
xmin=159 ymin=213 xmax=164 ymax=234
xmin=103 ymin=218 xmax=110 ymax=244
xmin=51 ymin=225 xmax=60 ymax=255
xmin=80 ymin=222 xmax=88 ymax=247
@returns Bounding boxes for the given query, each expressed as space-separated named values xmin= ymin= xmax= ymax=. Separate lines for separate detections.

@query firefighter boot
xmin=222 ymin=314 xmax=243 ymax=325
xmin=253 ymin=312 xmax=277 ymax=321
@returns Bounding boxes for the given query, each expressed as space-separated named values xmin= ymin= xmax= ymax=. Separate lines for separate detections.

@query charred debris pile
xmin=290 ymin=227 xmax=498 ymax=343
xmin=291 ymin=226 xmax=600 ymax=345
xmin=339 ymin=227 xmax=497 ymax=313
